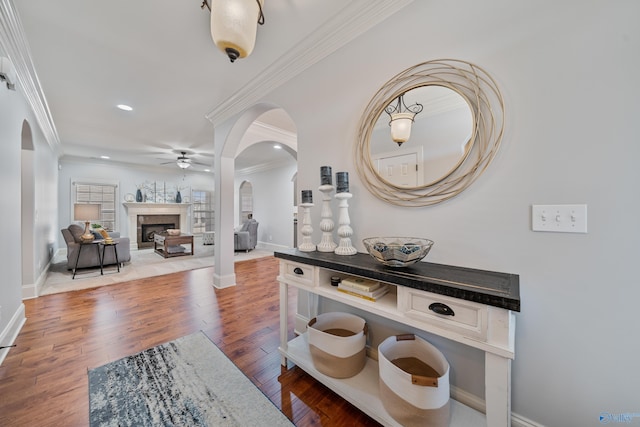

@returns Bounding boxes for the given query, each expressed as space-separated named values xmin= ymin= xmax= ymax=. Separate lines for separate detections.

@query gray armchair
xmin=61 ymin=224 xmax=131 ymax=270
xmin=234 ymin=219 xmax=259 ymax=252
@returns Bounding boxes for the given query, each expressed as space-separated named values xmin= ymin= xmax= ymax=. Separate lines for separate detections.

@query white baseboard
xmin=256 ymin=242 xmax=288 ymax=252
xmin=22 ymin=255 xmax=54 ymax=299
xmin=213 ymin=272 xmax=236 ymax=288
xmin=512 ymin=412 xmax=544 ymax=427
xmin=0 ymin=303 xmax=26 ymax=366
xmin=450 ymin=385 xmax=544 ymax=427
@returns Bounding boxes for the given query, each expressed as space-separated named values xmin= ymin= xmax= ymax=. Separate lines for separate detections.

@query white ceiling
xmin=12 ymin=0 xmax=412 ymax=172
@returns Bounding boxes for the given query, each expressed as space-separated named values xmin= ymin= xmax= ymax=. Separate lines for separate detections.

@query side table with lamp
xmin=72 ymin=203 xmax=101 ymax=279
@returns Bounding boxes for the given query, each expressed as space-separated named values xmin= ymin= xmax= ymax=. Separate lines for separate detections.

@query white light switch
xmin=532 ymin=204 xmax=587 ymax=233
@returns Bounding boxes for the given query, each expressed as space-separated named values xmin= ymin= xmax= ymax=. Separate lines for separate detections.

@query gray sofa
xmin=234 ymin=219 xmax=259 ymax=252
xmin=61 ymin=224 xmax=131 ymax=270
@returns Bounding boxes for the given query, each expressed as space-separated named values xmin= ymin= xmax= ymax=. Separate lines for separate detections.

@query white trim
xmin=21 ymin=255 xmax=51 ymax=299
xmin=236 ymin=158 xmax=295 ymax=176
xmin=213 ymin=272 xmax=236 ymax=289
xmin=0 ymin=0 xmax=60 ymax=153
xmin=205 ymin=0 xmax=415 ymax=125
xmin=450 ymin=385 xmax=545 ymax=427
xmin=256 ymin=242 xmax=288 ymax=252
xmin=0 ymin=303 xmax=26 ymax=366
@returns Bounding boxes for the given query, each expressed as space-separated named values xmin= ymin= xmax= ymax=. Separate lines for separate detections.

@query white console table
xmin=275 ymin=249 xmax=520 ymax=427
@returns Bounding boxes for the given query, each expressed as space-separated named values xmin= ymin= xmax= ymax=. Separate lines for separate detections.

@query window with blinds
xmin=192 ymin=189 xmax=214 ymax=235
xmin=74 ymin=183 xmax=117 ymax=231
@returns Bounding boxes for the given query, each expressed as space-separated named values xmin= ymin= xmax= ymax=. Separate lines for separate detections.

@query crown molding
xmin=236 ymin=158 xmax=295 ymax=176
xmin=0 ymin=0 xmax=61 ymax=154
xmin=206 ymin=0 xmax=414 ymax=125
xmin=251 ymin=120 xmax=296 ymax=146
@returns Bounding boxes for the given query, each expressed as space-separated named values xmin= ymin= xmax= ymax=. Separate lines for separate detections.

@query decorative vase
xmin=176 ymin=191 xmax=182 ymax=203
xmin=136 ymin=189 xmax=143 ymax=202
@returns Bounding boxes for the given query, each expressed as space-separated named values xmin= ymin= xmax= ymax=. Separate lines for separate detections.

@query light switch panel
xmin=532 ymin=204 xmax=587 ymax=233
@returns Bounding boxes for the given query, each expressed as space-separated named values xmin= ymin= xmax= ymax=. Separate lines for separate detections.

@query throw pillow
xmin=99 ymin=229 xmax=110 ymax=239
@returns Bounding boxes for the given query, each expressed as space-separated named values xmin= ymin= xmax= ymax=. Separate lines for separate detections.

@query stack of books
xmin=337 ymin=277 xmax=389 ymax=302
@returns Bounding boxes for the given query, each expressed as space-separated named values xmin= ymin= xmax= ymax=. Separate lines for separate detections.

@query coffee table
xmin=153 ymin=233 xmax=194 ymax=258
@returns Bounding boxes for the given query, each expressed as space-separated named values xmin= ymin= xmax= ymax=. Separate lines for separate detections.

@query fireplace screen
xmin=141 ymin=223 xmax=175 ymax=242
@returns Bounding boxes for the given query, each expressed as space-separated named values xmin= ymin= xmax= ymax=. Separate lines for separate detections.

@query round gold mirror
xmin=369 ymin=84 xmax=474 ymax=187
xmin=355 ymin=59 xmax=505 ymax=206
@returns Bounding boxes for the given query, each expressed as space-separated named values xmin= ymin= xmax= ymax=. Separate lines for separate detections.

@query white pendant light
xmin=389 ymin=112 xmax=416 ymax=145
xmin=205 ymin=0 xmax=265 ymax=63
xmin=385 ymin=94 xmax=423 ymax=147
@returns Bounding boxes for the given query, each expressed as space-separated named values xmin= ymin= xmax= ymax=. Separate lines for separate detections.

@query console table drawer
xmin=281 ymin=261 xmax=316 ymax=288
xmin=398 ymin=287 xmax=488 ymax=340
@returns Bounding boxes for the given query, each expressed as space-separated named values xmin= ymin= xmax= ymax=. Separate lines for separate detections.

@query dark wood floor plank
xmin=0 ymin=256 xmax=381 ymax=426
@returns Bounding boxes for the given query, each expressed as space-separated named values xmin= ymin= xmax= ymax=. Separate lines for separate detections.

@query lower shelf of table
xmin=281 ymin=333 xmax=487 ymax=427
xmin=154 ymin=249 xmax=193 ymax=258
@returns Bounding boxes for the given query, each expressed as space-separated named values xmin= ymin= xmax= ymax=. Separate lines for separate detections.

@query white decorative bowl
xmin=166 ymin=229 xmax=180 ymax=236
xmin=363 ymin=237 xmax=434 ymax=268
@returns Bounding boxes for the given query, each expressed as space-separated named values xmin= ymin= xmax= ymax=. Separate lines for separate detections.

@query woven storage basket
xmin=378 ymin=334 xmax=450 ymax=427
xmin=307 ymin=312 xmax=367 ymax=378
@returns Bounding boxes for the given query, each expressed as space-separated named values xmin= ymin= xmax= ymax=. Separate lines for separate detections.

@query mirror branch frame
xmin=355 ymin=59 xmax=505 ymax=206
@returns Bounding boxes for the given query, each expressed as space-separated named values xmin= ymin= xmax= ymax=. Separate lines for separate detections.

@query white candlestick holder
xmin=317 ymin=184 xmax=337 ymax=252
xmin=334 ymin=192 xmax=357 ymax=255
xmin=298 ymin=202 xmax=316 ymax=252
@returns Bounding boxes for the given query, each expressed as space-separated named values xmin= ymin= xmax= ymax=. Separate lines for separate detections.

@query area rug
xmin=42 ymin=236 xmax=273 ymax=295
xmin=88 ymin=331 xmax=293 ymax=427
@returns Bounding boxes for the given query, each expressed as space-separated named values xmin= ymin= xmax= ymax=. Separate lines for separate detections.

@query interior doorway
xmin=21 ymin=120 xmax=36 ymax=296
xmin=238 ymin=181 xmax=253 ymax=225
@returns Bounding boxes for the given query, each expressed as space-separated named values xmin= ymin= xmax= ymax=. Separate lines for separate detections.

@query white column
xmin=213 ymin=154 xmax=236 ymax=288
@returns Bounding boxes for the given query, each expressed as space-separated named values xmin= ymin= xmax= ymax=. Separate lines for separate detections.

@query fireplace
xmin=123 ymin=203 xmax=191 ymax=250
xmin=141 ymin=223 xmax=175 ymax=243
xmin=137 ymin=214 xmax=180 ymax=249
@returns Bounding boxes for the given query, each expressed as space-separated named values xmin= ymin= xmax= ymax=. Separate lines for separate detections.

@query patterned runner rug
xmin=88 ymin=331 xmax=293 ymax=427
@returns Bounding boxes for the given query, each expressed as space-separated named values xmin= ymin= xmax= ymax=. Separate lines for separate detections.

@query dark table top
xmin=274 ymin=249 xmax=520 ymax=312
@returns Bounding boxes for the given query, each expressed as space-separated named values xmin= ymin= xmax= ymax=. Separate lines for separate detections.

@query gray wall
xmin=224 ymin=1 xmax=638 ymax=425
xmin=2 ymin=0 xmax=639 ymax=425
xmin=0 ymin=63 xmax=58 ymax=343
xmin=57 ymin=157 xmax=216 ymax=246
xmin=235 ymin=160 xmax=297 ymax=250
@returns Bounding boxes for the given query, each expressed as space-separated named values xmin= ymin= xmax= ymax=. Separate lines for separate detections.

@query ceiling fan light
xmin=210 ymin=0 xmax=264 ymax=62
xmin=177 ymin=158 xmax=191 ymax=169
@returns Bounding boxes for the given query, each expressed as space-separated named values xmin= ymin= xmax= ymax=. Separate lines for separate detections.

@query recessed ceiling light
xmin=100 ymin=155 xmax=110 ymax=159
xmin=204 ymin=169 xmax=211 ymax=172
xmin=117 ymin=104 xmax=133 ymax=111
xmin=273 ymin=144 xmax=282 ymax=149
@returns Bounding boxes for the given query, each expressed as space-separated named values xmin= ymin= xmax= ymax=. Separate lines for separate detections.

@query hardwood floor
xmin=0 ymin=256 xmax=382 ymax=427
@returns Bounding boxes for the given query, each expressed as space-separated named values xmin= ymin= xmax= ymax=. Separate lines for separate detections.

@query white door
xmin=374 ymin=151 xmax=419 ymax=187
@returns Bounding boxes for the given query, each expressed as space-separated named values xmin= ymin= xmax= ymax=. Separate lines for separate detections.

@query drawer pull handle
xmin=293 ymin=267 xmax=304 ymax=275
xmin=429 ymin=302 xmax=455 ymax=316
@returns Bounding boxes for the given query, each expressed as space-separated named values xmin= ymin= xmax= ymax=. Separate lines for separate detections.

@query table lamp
xmin=74 ymin=203 xmax=101 ymax=242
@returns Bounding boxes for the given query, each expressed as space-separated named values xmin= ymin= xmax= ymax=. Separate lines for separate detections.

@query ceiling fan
xmin=160 ymin=151 xmax=211 ymax=169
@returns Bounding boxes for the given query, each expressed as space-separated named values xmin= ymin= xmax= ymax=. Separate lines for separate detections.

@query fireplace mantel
xmin=123 ymin=203 xmax=191 ymax=250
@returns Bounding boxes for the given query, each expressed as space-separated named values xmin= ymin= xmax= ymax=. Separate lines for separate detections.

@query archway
xmin=213 ymin=104 xmax=297 ymax=288
xmin=238 ymin=181 xmax=253 ymax=225
xmin=21 ymin=120 xmax=36 ymax=297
